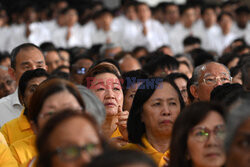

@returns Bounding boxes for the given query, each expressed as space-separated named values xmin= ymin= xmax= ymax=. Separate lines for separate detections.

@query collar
xmin=17 ymin=109 xmax=31 ymax=131
xmin=10 ymin=89 xmax=22 ymax=108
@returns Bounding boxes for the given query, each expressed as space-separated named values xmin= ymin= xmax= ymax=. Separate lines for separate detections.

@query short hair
xmin=87 ymin=150 xmax=157 ymax=167
xmin=201 ymin=5 xmax=216 ymax=15
xmin=167 ymin=72 xmax=189 ymax=83
xmin=241 ymin=62 xmax=250 ymax=90
xmin=169 ymin=102 xmax=225 ymax=167
xmin=183 ymin=36 xmax=201 ymax=47
xmin=28 ymin=78 xmax=85 ymax=125
xmin=36 ymin=110 xmax=108 ymax=167
xmin=210 ymin=83 xmax=243 ymax=107
xmin=179 ymin=4 xmax=195 ymax=15
xmin=83 ymin=63 xmax=121 ymax=87
xmin=143 ymin=52 xmax=179 ymax=76
xmin=127 ymin=77 xmax=185 ymax=145
xmin=10 ymin=43 xmax=43 ymax=69
xmin=39 ymin=42 xmax=56 ymax=52
xmin=235 ymin=6 xmax=250 ymax=15
xmin=225 ymin=94 xmax=250 ymax=153
xmin=189 ymin=48 xmax=214 ymax=67
xmin=0 ymin=52 xmax=10 ymax=64
xmin=217 ymin=12 xmax=233 ymax=22
xmin=230 ymin=65 xmax=241 ymax=77
xmin=89 ymin=58 xmax=121 ymax=73
xmin=218 ymin=53 xmax=239 ymax=68
xmin=122 ymin=70 xmax=148 ymax=96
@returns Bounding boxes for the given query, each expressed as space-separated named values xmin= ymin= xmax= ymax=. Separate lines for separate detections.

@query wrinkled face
xmin=123 ymin=83 xmax=141 ymax=111
xmin=226 ymin=118 xmax=250 ymax=167
xmin=45 ymin=51 xmax=61 ymax=74
xmin=174 ymin=78 xmax=188 ymax=104
xmin=71 ymin=59 xmax=93 ymax=85
xmin=165 ymin=5 xmax=179 ymax=25
xmin=187 ymin=111 xmax=226 ymax=167
xmin=90 ymin=73 xmax=123 ymax=116
xmin=13 ymin=48 xmax=47 ymax=83
xmin=194 ymin=63 xmax=231 ymax=101
xmin=219 ymin=14 xmax=232 ymax=33
xmin=49 ymin=117 xmax=102 ymax=167
xmin=38 ymin=91 xmax=82 ymax=129
xmin=203 ymin=8 xmax=216 ymax=27
xmin=142 ymin=82 xmax=181 ymax=137
xmin=0 ymin=70 xmax=16 ymax=98
xmin=137 ymin=4 xmax=151 ymax=23
xmin=22 ymin=76 xmax=47 ymax=108
xmin=125 ymin=6 xmax=137 ymax=21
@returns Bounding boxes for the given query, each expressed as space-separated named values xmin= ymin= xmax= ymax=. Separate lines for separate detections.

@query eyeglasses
xmin=203 ymin=76 xmax=232 ymax=86
xmin=190 ymin=125 xmax=226 ymax=143
xmin=38 ymin=111 xmax=56 ymax=119
xmin=50 ymin=143 xmax=101 ymax=162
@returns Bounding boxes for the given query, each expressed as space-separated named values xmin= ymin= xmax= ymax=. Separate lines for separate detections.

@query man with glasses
xmin=190 ymin=62 xmax=232 ymax=101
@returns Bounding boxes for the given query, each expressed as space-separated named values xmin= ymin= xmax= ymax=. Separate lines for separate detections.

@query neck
xmin=222 ymin=29 xmax=230 ymax=35
xmin=204 ymin=22 xmax=212 ymax=28
xmin=102 ymin=116 xmax=118 ymax=138
xmin=146 ymin=131 xmax=171 ymax=153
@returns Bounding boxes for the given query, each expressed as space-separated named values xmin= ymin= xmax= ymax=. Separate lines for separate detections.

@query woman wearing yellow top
xmin=0 ymin=143 xmax=18 ymax=167
xmin=83 ymin=63 xmax=129 ymax=145
xmin=1 ymin=69 xmax=49 ymax=146
xmin=10 ymin=78 xmax=85 ymax=166
xmin=125 ymin=77 xmax=185 ymax=167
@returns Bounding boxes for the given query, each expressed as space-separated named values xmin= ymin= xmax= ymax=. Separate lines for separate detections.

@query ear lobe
xmin=190 ymin=85 xmax=199 ymax=99
xmin=30 ymin=121 xmax=39 ymax=135
xmin=8 ymin=67 xmax=16 ymax=81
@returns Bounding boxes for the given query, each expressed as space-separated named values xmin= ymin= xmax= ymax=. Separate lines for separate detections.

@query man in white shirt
xmin=192 ymin=5 xmax=220 ymax=52
xmin=0 ymin=43 xmax=47 ymax=127
xmin=121 ymin=2 xmax=169 ymax=52
xmin=163 ymin=2 xmax=180 ymax=34
xmin=169 ymin=5 xmax=196 ymax=54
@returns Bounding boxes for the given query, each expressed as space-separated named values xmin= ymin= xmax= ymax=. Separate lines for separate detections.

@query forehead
xmin=16 ymin=48 xmax=44 ymax=64
xmin=201 ymin=63 xmax=229 ymax=77
xmin=149 ymin=82 xmax=179 ymax=100
xmin=195 ymin=111 xmax=224 ymax=128
xmin=93 ymin=73 xmax=120 ymax=83
xmin=27 ymin=76 xmax=47 ymax=87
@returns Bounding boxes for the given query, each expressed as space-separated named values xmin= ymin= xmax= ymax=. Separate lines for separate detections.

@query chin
xmin=106 ymin=110 xmax=118 ymax=116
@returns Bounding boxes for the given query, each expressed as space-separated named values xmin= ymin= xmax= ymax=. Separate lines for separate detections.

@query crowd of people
xmin=0 ymin=0 xmax=249 ymax=167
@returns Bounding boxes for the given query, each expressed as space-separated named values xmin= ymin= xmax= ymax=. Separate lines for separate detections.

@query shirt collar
xmin=10 ymin=89 xmax=22 ymax=107
xmin=18 ymin=109 xmax=31 ymax=131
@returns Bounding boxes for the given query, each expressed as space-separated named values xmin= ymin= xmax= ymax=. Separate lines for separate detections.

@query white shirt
xmin=80 ymin=21 xmax=98 ymax=48
xmin=0 ymin=26 xmax=11 ymax=52
xmin=91 ymin=29 xmax=121 ymax=46
xmin=112 ymin=15 xmax=136 ymax=32
xmin=163 ymin=22 xmax=180 ymax=34
xmin=121 ymin=19 xmax=169 ymax=52
xmin=192 ymin=21 xmax=221 ymax=51
xmin=6 ymin=22 xmax=51 ymax=52
xmin=169 ymin=23 xmax=194 ymax=54
xmin=51 ymin=23 xmax=83 ymax=48
xmin=0 ymin=89 xmax=23 ymax=127
xmin=232 ymin=21 xmax=250 ymax=39
xmin=209 ymin=29 xmax=237 ymax=56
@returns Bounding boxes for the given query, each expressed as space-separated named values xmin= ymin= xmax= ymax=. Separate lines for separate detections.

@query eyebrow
xmin=152 ymin=97 xmax=177 ymax=101
xmin=94 ymin=82 xmax=105 ymax=86
xmin=20 ymin=62 xmax=31 ymax=66
xmin=204 ymin=72 xmax=229 ymax=78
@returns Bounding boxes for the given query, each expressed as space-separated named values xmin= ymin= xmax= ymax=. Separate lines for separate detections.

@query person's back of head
xmin=189 ymin=48 xmax=215 ymax=67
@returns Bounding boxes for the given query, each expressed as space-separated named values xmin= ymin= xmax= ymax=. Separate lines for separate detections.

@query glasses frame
xmin=202 ymin=76 xmax=232 ymax=86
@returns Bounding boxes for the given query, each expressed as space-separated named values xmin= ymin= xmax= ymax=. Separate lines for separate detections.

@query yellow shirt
xmin=1 ymin=109 xmax=34 ymax=146
xmin=0 ymin=143 xmax=18 ymax=167
xmin=9 ymin=135 xmax=37 ymax=166
xmin=123 ymin=135 xmax=170 ymax=167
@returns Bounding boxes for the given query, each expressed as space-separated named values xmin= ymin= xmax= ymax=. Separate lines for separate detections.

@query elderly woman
xmin=169 ymin=102 xmax=226 ymax=167
xmin=125 ymin=77 xmax=185 ymax=167
xmin=83 ymin=63 xmax=128 ymax=143
xmin=37 ymin=110 xmax=108 ymax=167
xmin=225 ymin=96 xmax=250 ymax=167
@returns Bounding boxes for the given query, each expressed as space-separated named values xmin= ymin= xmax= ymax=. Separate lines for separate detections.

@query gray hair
xmin=191 ymin=62 xmax=231 ymax=86
xmin=225 ymin=94 xmax=250 ymax=153
xmin=77 ymin=85 xmax=106 ymax=126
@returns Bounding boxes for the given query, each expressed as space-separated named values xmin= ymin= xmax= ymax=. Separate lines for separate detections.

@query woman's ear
xmin=30 ymin=120 xmax=39 ymax=135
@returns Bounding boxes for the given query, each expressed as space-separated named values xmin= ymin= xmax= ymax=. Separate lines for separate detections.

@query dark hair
xmin=127 ymin=77 xmax=185 ymax=145
xmin=167 ymin=73 xmax=189 ymax=83
xmin=82 ymin=63 xmax=121 ymax=87
xmin=122 ymin=70 xmax=148 ymax=96
xmin=28 ymin=78 xmax=85 ymax=125
xmin=0 ymin=52 xmax=10 ymax=64
xmin=39 ymin=42 xmax=56 ymax=52
xmin=201 ymin=5 xmax=216 ymax=15
xmin=183 ymin=36 xmax=201 ymax=47
xmin=230 ymin=65 xmax=241 ymax=77
xmin=180 ymin=4 xmax=194 ymax=15
xmin=217 ymin=12 xmax=233 ymax=22
xmin=89 ymin=58 xmax=121 ymax=73
xmin=210 ymin=83 xmax=244 ymax=108
xmin=189 ymin=48 xmax=214 ymax=67
xmin=169 ymin=102 xmax=225 ymax=167
xmin=187 ymin=77 xmax=195 ymax=102
xmin=218 ymin=53 xmax=239 ymax=68
xmin=10 ymin=43 xmax=43 ymax=69
xmin=235 ymin=6 xmax=250 ymax=15
xmin=87 ymin=150 xmax=157 ymax=167
xmin=143 ymin=52 xmax=179 ymax=76
xmin=36 ymin=110 xmax=108 ymax=167
xmin=241 ymin=62 xmax=250 ymax=90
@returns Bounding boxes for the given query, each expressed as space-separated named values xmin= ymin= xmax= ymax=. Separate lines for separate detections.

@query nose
xmin=104 ymin=88 xmax=115 ymax=99
xmin=78 ymin=151 xmax=91 ymax=166
xmin=205 ymin=133 xmax=219 ymax=147
xmin=31 ymin=65 xmax=37 ymax=70
xmin=161 ymin=104 xmax=171 ymax=116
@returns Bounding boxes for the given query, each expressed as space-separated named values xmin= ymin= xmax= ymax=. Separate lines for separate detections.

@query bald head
xmin=119 ymin=55 xmax=141 ymax=73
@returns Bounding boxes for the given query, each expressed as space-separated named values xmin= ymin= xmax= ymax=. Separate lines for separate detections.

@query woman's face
xmin=187 ymin=111 xmax=226 ymax=167
xmin=90 ymin=73 xmax=123 ymax=116
xmin=38 ymin=90 xmax=82 ymax=129
xmin=226 ymin=117 xmax=250 ymax=167
xmin=174 ymin=78 xmax=188 ymax=104
xmin=142 ymin=82 xmax=181 ymax=137
xmin=49 ymin=117 xmax=102 ymax=167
